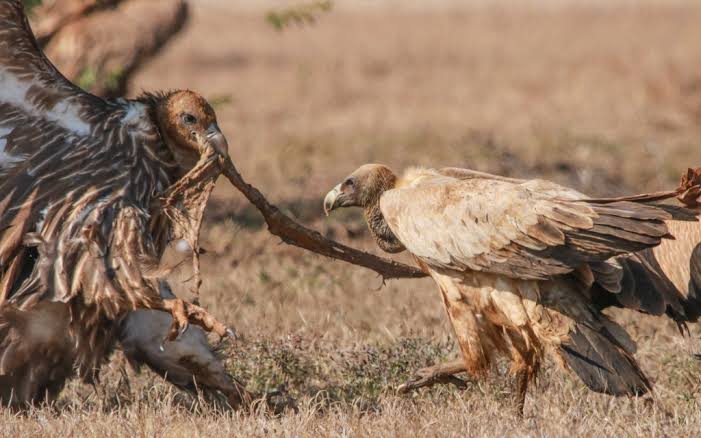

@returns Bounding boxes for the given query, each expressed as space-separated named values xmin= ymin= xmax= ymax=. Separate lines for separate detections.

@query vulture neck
xmin=135 ymin=91 xmax=182 ymax=176
xmin=364 ymin=192 xmax=405 ymax=254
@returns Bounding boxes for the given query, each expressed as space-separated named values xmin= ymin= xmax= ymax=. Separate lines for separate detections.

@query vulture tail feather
xmin=685 ymin=243 xmax=701 ymax=321
xmin=559 ymin=323 xmax=651 ymax=397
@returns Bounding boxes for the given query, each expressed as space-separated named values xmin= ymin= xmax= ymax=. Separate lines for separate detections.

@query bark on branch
xmin=33 ymin=0 xmax=188 ymax=97
xmin=219 ymin=158 xmax=428 ymax=280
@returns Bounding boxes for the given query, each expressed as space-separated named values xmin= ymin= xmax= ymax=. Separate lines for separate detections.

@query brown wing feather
xmin=0 ymin=0 xmax=104 ymax=114
xmin=0 ymin=2 xmax=191 ymax=406
xmin=0 ymin=0 xmax=177 ymax=314
xmin=591 ymin=218 xmax=701 ymax=323
xmin=0 ymin=1 xmax=175 ymax=316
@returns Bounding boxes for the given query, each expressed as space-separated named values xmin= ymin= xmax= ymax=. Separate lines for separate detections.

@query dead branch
xmin=36 ymin=0 xmax=188 ymax=97
xmin=678 ymin=167 xmax=701 ymax=208
xmin=218 ymin=157 xmax=428 ymax=280
xmin=30 ymin=0 xmax=123 ymax=43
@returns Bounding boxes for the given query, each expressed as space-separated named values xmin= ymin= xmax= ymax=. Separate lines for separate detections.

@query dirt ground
xmin=4 ymin=1 xmax=701 ymax=436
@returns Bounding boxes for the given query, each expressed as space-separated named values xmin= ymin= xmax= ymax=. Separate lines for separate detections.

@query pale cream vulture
xmin=388 ymin=167 xmax=701 ymax=395
xmin=324 ymin=164 xmax=699 ymax=414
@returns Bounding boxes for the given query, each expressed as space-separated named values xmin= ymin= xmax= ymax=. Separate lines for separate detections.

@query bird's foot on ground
xmin=397 ymin=358 xmax=469 ymax=393
xmin=261 ymin=385 xmax=297 ymax=415
xmin=159 ymin=298 xmax=235 ymax=347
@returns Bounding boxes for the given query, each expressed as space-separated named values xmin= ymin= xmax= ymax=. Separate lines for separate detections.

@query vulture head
xmin=324 ymin=164 xmax=405 ymax=253
xmin=141 ymin=90 xmax=229 ymax=170
xmin=323 ymin=164 xmax=397 ymax=214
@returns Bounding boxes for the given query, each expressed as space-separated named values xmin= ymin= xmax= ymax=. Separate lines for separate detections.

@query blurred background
xmin=18 ymin=1 xmax=701 ymax=434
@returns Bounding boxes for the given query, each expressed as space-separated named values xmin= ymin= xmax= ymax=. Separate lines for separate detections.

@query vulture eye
xmin=181 ymin=113 xmax=197 ymax=125
xmin=344 ymin=178 xmax=354 ymax=188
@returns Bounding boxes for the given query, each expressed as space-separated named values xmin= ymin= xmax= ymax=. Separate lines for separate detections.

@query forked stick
xmin=218 ymin=157 xmax=427 ymax=280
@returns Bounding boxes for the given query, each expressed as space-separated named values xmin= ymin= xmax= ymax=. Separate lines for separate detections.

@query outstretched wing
xmin=0 ymin=1 xmax=171 ymax=309
xmin=380 ymin=171 xmax=674 ymax=281
xmin=0 ymin=0 xmax=112 ymax=302
xmin=0 ymin=0 xmax=106 ymax=131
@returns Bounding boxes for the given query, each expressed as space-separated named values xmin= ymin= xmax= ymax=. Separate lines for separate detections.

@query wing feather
xmin=0 ymin=1 xmax=104 ymax=130
xmin=0 ymin=2 xmax=176 ymax=318
xmin=380 ymin=171 xmax=679 ymax=281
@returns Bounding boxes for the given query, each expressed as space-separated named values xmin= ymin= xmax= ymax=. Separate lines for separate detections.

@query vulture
xmin=0 ymin=0 xmax=232 ymax=407
xmin=389 ymin=168 xmax=701 ymax=395
xmin=29 ymin=0 xmax=248 ymax=406
xmin=324 ymin=164 xmax=700 ymax=414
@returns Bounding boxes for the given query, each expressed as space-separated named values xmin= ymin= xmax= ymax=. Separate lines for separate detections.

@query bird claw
xmin=179 ymin=322 xmax=190 ymax=337
xmin=397 ymin=374 xmax=468 ymax=394
xmin=160 ymin=320 xmax=189 ymax=348
xmin=397 ymin=360 xmax=469 ymax=394
xmin=159 ymin=297 xmax=231 ymax=341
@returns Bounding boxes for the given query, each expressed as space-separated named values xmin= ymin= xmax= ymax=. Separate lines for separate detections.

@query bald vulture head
xmin=140 ymin=90 xmax=229 ymax=170
xmin=324 ymin=164 xmax=397 ymax=215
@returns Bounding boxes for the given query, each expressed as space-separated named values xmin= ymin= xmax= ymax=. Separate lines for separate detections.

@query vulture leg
xmin=506 ymin=330 xmax=538 ymax=417
xmin=397 ymin=358 xmax=468 ymax=393
xmin=515 ymin=368 xmax=529 ymax=417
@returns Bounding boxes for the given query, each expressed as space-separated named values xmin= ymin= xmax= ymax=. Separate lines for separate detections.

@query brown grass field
xmin=5 ymin=0 xmax=701 ymax=436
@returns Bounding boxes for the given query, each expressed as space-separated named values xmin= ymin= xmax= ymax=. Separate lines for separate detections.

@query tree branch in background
xmin=30 ymin=0 xmax=122 ymax=44
xmin=219 ymin=158 xmax=428 ymax=280
xmin=30 ymin=0 xmax=188 ymax=97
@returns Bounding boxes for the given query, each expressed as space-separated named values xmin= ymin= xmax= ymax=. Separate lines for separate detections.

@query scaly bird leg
xmin=157 ymin=298 xmax=235 ymax=347
xmin=397 ymin=358 xmax=468 ymax=393
xmin=515 ymin=368 xmax=529 ymax=417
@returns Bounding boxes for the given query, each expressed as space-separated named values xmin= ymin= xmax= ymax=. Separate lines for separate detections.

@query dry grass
xmin=7 ymin=0 xmax=701 ymax=436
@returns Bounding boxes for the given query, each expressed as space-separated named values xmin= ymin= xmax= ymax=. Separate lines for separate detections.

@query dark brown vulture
xmin=0 ymin=0 xmax=232 ymax=407
xmin=324 ymin=164 xmax=699 ymax=414
xmin=27 ymin=0 xmax=249 ymax=407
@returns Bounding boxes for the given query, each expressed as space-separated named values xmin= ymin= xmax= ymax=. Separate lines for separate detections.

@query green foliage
xmin=22 ymin=0 xmax=43 ymax=14
xmin=225 ymin=335 xmax=458 ymax=410
xmin=76 ymin=66 xmax=124 ymax=95
xmin=266 ymin=0 xmax=333 ymax=32
xmin=104 ymin=68 xmax=124 ymax=93
xmin=208 ymin=94 xmax=235 ymax=110
xmin=76 ymin=67 xmax=98 ymax=91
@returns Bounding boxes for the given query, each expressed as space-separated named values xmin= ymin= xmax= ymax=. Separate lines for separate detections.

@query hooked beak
xmin=323 ymin=184 xmax=342 ymax=216
xmin=205 ymin=123 xmax=229 ymax=157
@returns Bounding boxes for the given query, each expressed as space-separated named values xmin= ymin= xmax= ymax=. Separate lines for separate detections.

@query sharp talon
xmin=225 ymin=328 xmax=237 ymax=339
xmin=159 ymin=342 xmax=166 ymax=352
xmin=179 ymin=323 xmax=189 ymax=337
